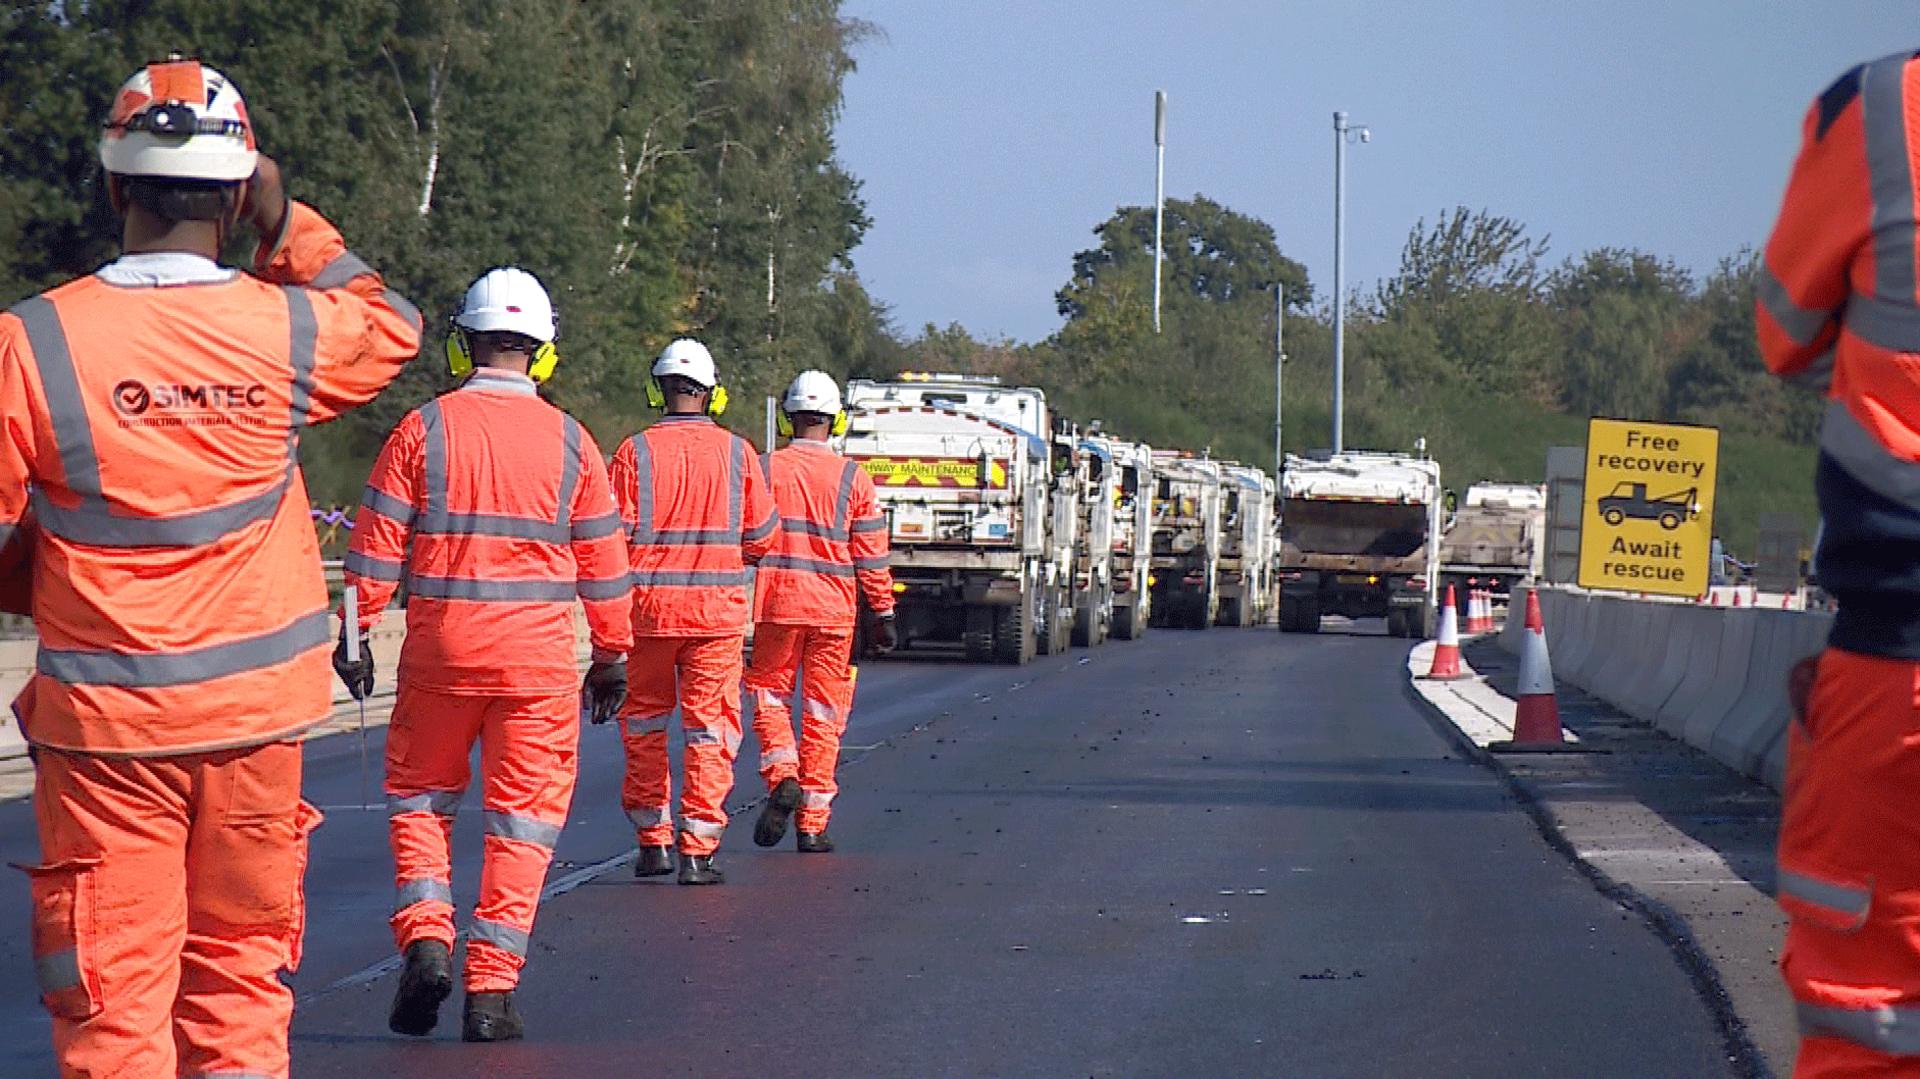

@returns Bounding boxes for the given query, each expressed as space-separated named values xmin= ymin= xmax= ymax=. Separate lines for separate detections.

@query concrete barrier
xmin=1683 ymin=608 xmax=1756 ymax=756
xmin=1652 ymin=606 xmax=1725 ymax=740
xmin=1617 ymin=601 xmax=1686 ymax=720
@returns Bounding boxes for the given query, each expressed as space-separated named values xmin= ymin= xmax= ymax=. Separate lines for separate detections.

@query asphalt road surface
xmin=0 ymin=623 xmax=1734 ymax=1077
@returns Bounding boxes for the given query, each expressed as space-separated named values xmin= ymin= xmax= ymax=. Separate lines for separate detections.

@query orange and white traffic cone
xmin=1425 ymin=585 xmax=1464 ymax=679
xmin=1472 ymin=589 xmax=1492 ymax=634
xmin=1491 ymin=590 xmax=1593 ymax=752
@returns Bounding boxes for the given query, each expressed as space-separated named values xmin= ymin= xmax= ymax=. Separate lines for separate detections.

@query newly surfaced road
xmin=0 ymin=624 xmax=1733 ymax=1077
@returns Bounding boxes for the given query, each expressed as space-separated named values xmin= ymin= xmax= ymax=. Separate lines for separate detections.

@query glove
xmin=332 ymin=632 xmax=375 ymax=701
xmin=582 ymin=660 xmax=628 ymax=725
xmin=872 ymin=611 xmax=898 ymax=653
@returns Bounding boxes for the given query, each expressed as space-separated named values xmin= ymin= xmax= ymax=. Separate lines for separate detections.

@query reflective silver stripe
xmin=32 ymin=482 xmax=289 ymax=548
xmin=724 ymin=726 xmax=743 ymax=755
xmin=685 ymin=727 xmax=723 ymax=747
xmin=853 ymin=554 xmax=890 ymax=570
xmin=758 ymin=554 xmax=855 ymax=578
xmin=0 ymin=522 xmax=14 ymax=547
xmin=782 ymin=517 xmax=848 ymax=541
xmin=1787 ymin=349 xmax=1836 ymax=391
xmin=1756 ymin=263 xmax=1837 ymax=346
xmin=1778 ymin=867 xmax=1871 ymax=919
xmin=384 ymin=288 xmax=423 ymax=334
xmin=344 ymin=550 xmax=404 ymax=581
xmin=1819 ymin=400 xmax=1920 ymax=511
xmin=420 ymin=400 xmax=448 ymax=520
xmin=394 ymin=877 xmax=453 ymax=911
xmin=1847 ymin=292 xmax=1920 ymax=353
xmin=187 ymin=1072 xmax=279 ymax=1079
xmin=485 ymin=810 xmax=563 ymax=850
xmin=834 ymin=460 xmax=858 ymax=532
xmin=1864 ymin=54 xmax=1918 ymax=306
xmin=802 ymin=698 xmax=843 ymax=723
xmin=761 ymin=747 xmax=799 ymax=768
xmin=624 ymin=714 xmax=671 ymax=735
xmin=38 ymin=609 xmax=330 ymax=688
xmin=729 ymin=438 xmax=746 ymax=533
xmin=629 ymin=570 xmax=748 ymax=586
xmin=1798 ymin=1001 xmax=1920 ymax=1055
xmin=407 ymin=576 xmax=577 ymax=602
xmin=626 ymin=804 xmax=671 ymax=829
xmin=680 ymin=817 xmax=727 ymax=839
xmin=388 ymin=790 xmax=463 ymax=816
xmin=283 ymin=287 xmax=317 ymax=433
xmin=556 ymin=417 xmax=582 ymax=530
xmin=360 ymin=486 xmax=415 ymax=526
xmin=14 ymin=297 xmax=100 ymax=499
xmin=629 ymin=435 xmax=655 ymax=544
xmin=742 ymin=513 xmax=778 ymax=542
xmin=469 ymin=918 xmax=529 ymax=958
xmin=416 ymin=512 xmax=570 ymax=542
xmin=577 ymin=575 xmax=630 ymax=600
xmin=311 ymin=251 xmax=374 ymax=290
xmin=850 ymin=516 xmax=887 ymax=533
xmin=34 ymin=947 xmax=80 ymax=994
xmin=572 ymin=511 xmax=623 ymax=540
xmin=801 ymin=791 xmax=835 ymax=809
xmin=647 ymin=528 xmax=739 ymax=546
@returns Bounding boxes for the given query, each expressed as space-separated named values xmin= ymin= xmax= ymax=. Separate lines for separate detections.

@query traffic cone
xmin=1472 ymin=589 xmax=1492 ymax=634
xmin=1425 ymin=585 xmax=1464 ymax=679
xmin=1491 ymin=590 xmax=1597 ymax=752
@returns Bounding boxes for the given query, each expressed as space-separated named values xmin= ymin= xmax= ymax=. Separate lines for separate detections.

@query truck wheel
xmin=1112 ymin=605 xmax=1136 ymax=640
xmin=963 ymin=606 xmax=994 ymax=663
xmin=993 ymin=591 xmax=1035 ymax=665
xmin=1603 ymin=508 xmax=1625 ymax=526
xmin=1072 ymin=602 xmax=1094 ymax=647
xmin=1386 ymin=609 xmax=1408 ymax=639
xmin=1186 ymin=593 xmax=1212 ymax=631
xmin=1300 ymin=600 xmax=1321 ymax=634
xmin=1050 ymin=588 xmax=1074 ymax=653
xmin=1215 ymin=597 xmax=1240 ymax=628
xmin=1037 ymin=588 xmax=1060 ymax=656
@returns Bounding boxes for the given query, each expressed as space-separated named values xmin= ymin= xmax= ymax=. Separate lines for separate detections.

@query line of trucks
xmin=839 ymin=372 xmax=1544 ymax=663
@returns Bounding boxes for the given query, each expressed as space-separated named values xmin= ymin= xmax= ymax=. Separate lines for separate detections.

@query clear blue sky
xmin=835 ymin=1 xmax=1905 ymax=343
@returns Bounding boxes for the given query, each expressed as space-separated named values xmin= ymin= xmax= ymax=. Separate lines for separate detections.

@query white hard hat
xmin=452 ymin=268 xmax=556 ymax=342
xmin=782 ymin=369 xmax=843 ymax=415
xmin=99 ymin=59 xmax=257 ymax=182
xmin=653 ymin=338 xmax=719 ymax=388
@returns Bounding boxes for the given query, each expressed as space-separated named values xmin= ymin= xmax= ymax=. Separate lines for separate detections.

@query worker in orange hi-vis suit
xmin=0 ymin=59 xmax=421 ymax=1079
xmin=605 ymin=338 xmax=776 ymax=885
xmin=339 ymin=268 xmax=633 ymax=1043
xmin=1759 ymin=49 xmax=1920 ymax=1077
xmin=746 ymin=371 xmax=897 ymax=854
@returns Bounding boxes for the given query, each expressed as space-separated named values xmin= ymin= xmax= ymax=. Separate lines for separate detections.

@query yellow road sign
xmin=1577 ymin=417 xmax=1719 ymax=597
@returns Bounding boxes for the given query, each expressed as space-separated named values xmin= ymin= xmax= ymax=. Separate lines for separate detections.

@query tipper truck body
xmin=1085 ymin=436 xmax=1155 ymax=640
xmin=1215 ymin=464 xmax=1277 ymax=627
xmin=1439 ymin=482 xmax=1546 ymax=600
xmin=1148 ymin=452 xmax=1223 ymax=630
xmin=1278 ymin=452 xmax=1443 ymax=638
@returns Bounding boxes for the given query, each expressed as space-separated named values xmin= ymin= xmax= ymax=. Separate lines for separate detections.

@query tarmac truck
xmin=1215 ymin=464 xmax=1277 ymax=627
xmin=1084 ymin=436 xmax=1155 ymax=639
xmin=1061 ymin=433 xmax=1122 ymax=647
xmin=842 ymin=373 xmax=1068 ymax=664
xmin=1438 ymin=482 xmax=1546 ymax=600
xmin=1277 ymin=451 xmax=1443 ymax=638
xmin=1148 ymin=452 xmax=1223 ymax=630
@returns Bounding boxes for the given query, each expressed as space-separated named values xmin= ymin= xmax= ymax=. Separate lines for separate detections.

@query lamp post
xmin=1274 ymin=283 xmax=1284 ymax=481
xmin=1153 ymin=90 xmax=1167 ymax=334
xmin=1332 ymin=110 xmax=1370 ymax=453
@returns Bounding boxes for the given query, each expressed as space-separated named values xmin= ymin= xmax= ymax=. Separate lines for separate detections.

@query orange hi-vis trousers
xmin=745 ymin=624 xmax=856 ymax=833
xmin=1779 ymin=649 xmax=1920 ymax=1076
xmin=386 ymin=685 xmax=577 ymax=993
xmin=619 ymin=634 xmax=744 ymax=856
xmin=24 ymin=742 xmax=319 ymax=1079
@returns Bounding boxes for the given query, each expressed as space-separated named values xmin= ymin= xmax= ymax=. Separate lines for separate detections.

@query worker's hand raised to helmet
xmin=241 ymin=154 xmax=288 ymax=238
xmin=582 ymin=660 xmax=628 ymax=725
xmin=332 ymin=631 xmax=375 ymax=701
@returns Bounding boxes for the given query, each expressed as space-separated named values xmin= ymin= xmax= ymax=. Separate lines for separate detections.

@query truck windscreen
xmin=1281 ymin=499 xmax=1427 ymax=558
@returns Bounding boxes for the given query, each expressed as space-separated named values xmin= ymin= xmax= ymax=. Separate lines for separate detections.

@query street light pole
xmin=1274 ymin=283 xmax=1284 ymax=481
xmin=1153 ymin=90 xmax=1167 ymax=334
xmin=1331 ymin=110 xmax=1369 ymax=454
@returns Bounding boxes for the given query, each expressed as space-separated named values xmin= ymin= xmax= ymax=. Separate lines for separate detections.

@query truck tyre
xmin=1072 ymin=601 xmax=1094 ymax=647
xmin=1413 ymin=606 xmax=1433 ymax=640
xmin=963 ymin=606 xmax=994 ymax=663
xmin=1299 ymin=599 xmax=1321 ymax=634
xmin=1215 ymin=597 xmax=1240 ymax=628
xmin=1386 ymin=609 xmax=1408 ymax=639
xmin=1186 ymin=592 xmax=1212 ymax=631
xmin=1037 ymin=588 xmax=1060 ymax=656
xmin=993 ymin=589 xmax=1037 ymax=665
xmin=1112 ymin=604 xmax=1137 ymax=640
xmin=1042 ymin=587 xmax=1072 ymax=654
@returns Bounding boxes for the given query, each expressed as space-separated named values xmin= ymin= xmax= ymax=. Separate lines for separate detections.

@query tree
xmin=1055 ymin=195 xmax=1310 ymax=321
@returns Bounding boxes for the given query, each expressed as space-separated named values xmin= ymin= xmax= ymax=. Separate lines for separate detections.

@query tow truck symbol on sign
xmin=1597 ymin=482 xmax=1699 ymax=531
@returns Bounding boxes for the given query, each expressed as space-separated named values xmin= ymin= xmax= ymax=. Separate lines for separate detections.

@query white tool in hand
xmin=345 ymin=587 xmax=372 ymax=809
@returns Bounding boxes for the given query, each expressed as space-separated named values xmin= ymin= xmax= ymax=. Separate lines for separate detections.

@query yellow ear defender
xmin=775 ymin=410 xmax=849 ymax=437
xmin=647 ymin=378 xmax=729 ymax=417
xmin=447 ymin=328 xmax=560 ymax=384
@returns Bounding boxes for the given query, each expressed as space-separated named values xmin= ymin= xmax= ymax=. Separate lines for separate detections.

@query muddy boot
xmin=462 ymin=991 xmax=525 ymax=1042
xmin=678 ymin=853 xmax=725 ymax=885
xmin=388 ymin=939 xmax=453 ymax=1037
xmin=796 ymin=831 xmax=835 ymax=854
xmin=634 ymin=844 xmax=674 ymax=878
xmin=754 ymin=778 xmax=803 ymax=847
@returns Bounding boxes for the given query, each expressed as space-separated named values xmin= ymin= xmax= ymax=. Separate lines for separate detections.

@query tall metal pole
xmin=1332 ymin=110 xmax=1347 ymax=454
xmin=1153 ymin=90 xmax=1167 ymax=334
xmin=1274 ymin=284 xmax=1284 ymax=481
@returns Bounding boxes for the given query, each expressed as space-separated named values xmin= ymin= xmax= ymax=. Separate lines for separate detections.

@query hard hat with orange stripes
xmin=99 ymin=58 xmax=257 ymax=182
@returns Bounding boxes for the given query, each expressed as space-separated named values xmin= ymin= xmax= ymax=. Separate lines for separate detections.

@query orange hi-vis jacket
xmin=347 ymin=370 xmax=634 ymax=694
xmin=0 ymin=201 xmax=422 ymax=754
xmin=753 ymin=439 xmax=895 ymax=629
xmin=610 ymin=415 xmax=777 ymax=636
xmin=1759 ymin=49 xmax=1920 ymax=656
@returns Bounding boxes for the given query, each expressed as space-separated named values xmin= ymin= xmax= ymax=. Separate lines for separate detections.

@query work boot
xmin=462 ymin=991 xmax=525 ymax=1043
xmin=634 ymin=844 xmax=674 ymax=877
xmin=388 ymin=939 xmax=453 ymax=1037
xmin=755 ymin=778 xmax=803 ymax=847
xmin=678 ymin=852 xmax=725 ymax=885
xmin=797 ymin=831 xmax=835 ymax=854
